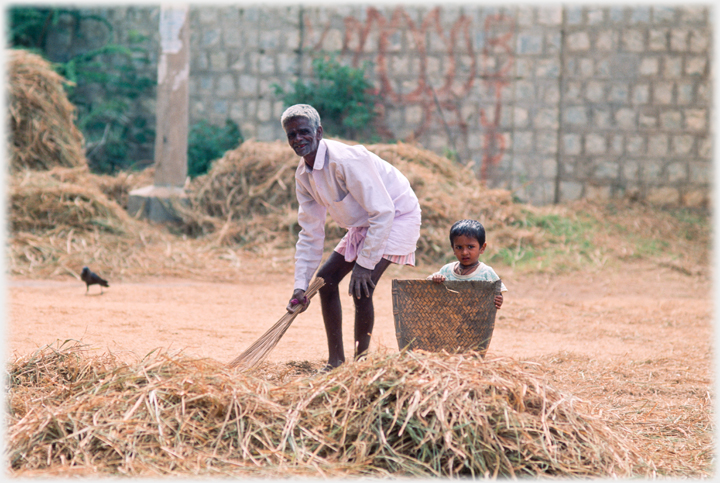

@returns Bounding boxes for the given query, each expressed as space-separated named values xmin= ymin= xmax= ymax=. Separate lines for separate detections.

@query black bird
xmin=81 ymin=266 xmax=109 ymax=294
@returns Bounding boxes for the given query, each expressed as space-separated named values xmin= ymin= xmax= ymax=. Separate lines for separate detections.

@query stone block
xmin=587 ymin=8 xmax=604 ymax=24
xmin=513 ymin=107 xmax=529 ymax=127
xmin=579 ymin=58 xmax=594 ymax=77
xmin=670 ymin=29 xmax=689 ymax=51
xmin=663 ymin=56 xmax=683 ymax=78
xmin=533 ymin=108 xmax=559 ymax=129
xmin=609 ymin=7 xmax=625 ymax=23
xmin=209 ymin=52 xmax=228 ymax=71
xmin=536 ymin=58 xmax=560 ymax=78
xmin=685 ymin=57 xmax=707 ymax=76
xmin=585 ymin=80 xmax=605 ymax=102
xmin=646 ymin=186 xmax=680 ymax=205
xmin=660 ymin=111 xmax=682 ymax=130
xmin=564 ymin=106 xmax=587 ymax=125
xmin=626 ymin=135 xmax=645 ymax=154
xmin=615 ymin=108 xmax=636 ymax=128
xmin=676 ymin=82 xmax=694 ymax=104
xmin=698 ymin=135 xmax=711 ymax=159
xmin=689 ymin=30 xmax=710 ymax=52
xmin=610 ymin=135 xmax=624 ymax=154
xmin=697 ymin=81 xmax=710 ymax=103
xmin=216 ymin=74 xmax=236 ymax=97
xmin=632 ymin=84 xmax=650 ymax=104
xmin=586 ymin=134 xmax=607 ymax=155
xmin=538 ymin=6 xmax=562 ymax=25
xmin=199 ymin=8 xmax=218 ymax=24
xmin=536 ymin=131 xmax=557 ymax=154
xmin=596 ymin=30 xmax=615 ymax=51
xmin=653 ymin=82 xmax=673 ymax=104
xmin=639 ymin=112 xmax=657 ymax=128
xmin=608 ymin=83 xmax=629 ymax=103
xmin=564 ymin=81 xmax=581 ymax=101
xmin=567 ymin=32 xmax=591 ymax=51
xmin=546 ymin=32 xmax=562 ymax=53
xmin=648 ymin=134 xmax=668 ymax=156
xmin=238 ymin=75 xmax=258 ymax=96
xmin=653 ymin=7 xmax=676 ymax=23
xmin=681 ymin=190 xmax=708 ymax=208
xmin=256 ymin=122 xmax=276 ymax=142
xmin=648 ymin=29 xmax=668 ymax=51
xmin=585 ymin=184 xmax=612 ymax=201
xmin=566 ymin=6 xmax=583 ymax=25
xmin=672 ymin=135 xmax=694 ymax=155
xmin=639 ymin=56 xmax=659 ymax=76
xmin=517 ymin=33 xmax=543 ymax=54
xmin=560 ymin=181 xmax=584 ymax=201
xmin=213 ymin=100 xmax=228 ymax=116
xmin=689 ymin=160 xmax=711 ymax=183
xmin=622 ymin=30 xmax=645 ymax=52
xmin=630 ymin=7 xmax=651 ymax=23
xmin=623 ymin=159 xmax=641 ymax=182
xmin=513 ymin=131 xmax=533 ymax=153
xmin=593 ymin=109 xmax=611 ymax=129
xmin=258 ymin=55 xmax=275 ymax=75
xmin=685 ymin=109 xmax=706 ymax=131
xmin=224 ymin=30 xmax=242 ymax=48
xmin=679 ymin=6 xmax=707 ymax=24
xmin=666 ymin=161 xmax=687 ymax=182
xmin=199 ymin=76 xmax=213 ymax=93
xmin=202 ymin=29 xmax=220 ymax=48
xmin=563 ymin=133 xmax=582 ymax=155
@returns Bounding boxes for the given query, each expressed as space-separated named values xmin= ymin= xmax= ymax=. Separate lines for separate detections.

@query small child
xmin=428 ymin=219 xmax=507 ymax=309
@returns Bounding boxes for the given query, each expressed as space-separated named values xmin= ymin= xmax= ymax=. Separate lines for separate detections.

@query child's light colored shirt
xmin=427 ymin=262 xmax=508 ymax=292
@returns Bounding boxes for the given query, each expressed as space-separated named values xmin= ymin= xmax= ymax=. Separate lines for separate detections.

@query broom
xmin=228 ymin=277 xmax=325 ymax=370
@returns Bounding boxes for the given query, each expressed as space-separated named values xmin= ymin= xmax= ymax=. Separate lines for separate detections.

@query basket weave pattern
xmin=392 ymin=279 xmax=501 ymax=356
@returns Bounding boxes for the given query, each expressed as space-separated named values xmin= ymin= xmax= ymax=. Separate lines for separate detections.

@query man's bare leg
xmin=353 ymin=258 xmax=392 ymax=360
xmin=316 ymin=251 xmax=355 ymax=368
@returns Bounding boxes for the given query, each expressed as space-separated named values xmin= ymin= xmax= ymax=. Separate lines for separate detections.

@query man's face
xmin=283 ymin=117 xmax=323 ymax=158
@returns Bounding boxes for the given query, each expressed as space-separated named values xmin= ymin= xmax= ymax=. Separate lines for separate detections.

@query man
xmin=281 ymin=104 xmax=421 ymax=370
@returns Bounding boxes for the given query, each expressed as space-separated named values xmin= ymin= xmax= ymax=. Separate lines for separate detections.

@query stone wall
xmin=47 ymin=4 xmax=712 ymax=206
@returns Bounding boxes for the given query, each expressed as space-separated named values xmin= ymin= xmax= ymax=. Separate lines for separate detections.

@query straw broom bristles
xmin=229 ymin=277 xmax=325 ymax=370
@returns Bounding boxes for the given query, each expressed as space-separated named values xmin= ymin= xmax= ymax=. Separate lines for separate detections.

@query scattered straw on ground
xmin=7 ymin=341 xmax=637 ymax=478
xmin=7 ymin=49 xmax=86 ymax=172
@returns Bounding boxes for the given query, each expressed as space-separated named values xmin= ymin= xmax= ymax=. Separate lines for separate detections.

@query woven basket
xmin=391 ymin=279 xmax=501 ymax=356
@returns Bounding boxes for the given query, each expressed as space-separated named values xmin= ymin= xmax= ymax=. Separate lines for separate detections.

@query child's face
xmin=452 ymin=234 xmax=486 ymax=266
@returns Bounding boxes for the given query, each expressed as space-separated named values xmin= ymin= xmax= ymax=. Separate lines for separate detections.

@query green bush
xmin=273 ymin=56 xmax=379 ymax=141
xmin=187 ymin=119 xmax=243 ymax=177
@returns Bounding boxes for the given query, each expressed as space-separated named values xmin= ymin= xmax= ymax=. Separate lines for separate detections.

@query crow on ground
xmin=81 ymin=266 xmax=109 ymax=294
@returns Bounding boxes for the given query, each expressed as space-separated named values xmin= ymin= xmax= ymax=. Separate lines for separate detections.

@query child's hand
xmin=494 ymin=293 xmax=503 ymax=309
xmin=431 ymin=274 xmax=446 ymax=283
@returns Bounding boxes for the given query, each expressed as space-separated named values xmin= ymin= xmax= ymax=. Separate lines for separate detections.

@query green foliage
xmin=8 ymin=7 xmax=155 ymax=174
xmin=274 ymin=56 xmax=379 ymax=141
xmin=187 ymin=120 xmax=243 ymax=178
xmin=487 ymin=210 xmax=599 ymax=272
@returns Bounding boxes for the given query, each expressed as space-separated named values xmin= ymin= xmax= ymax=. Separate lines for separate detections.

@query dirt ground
xmin=7 ymin=260 xmax=712 ymax=368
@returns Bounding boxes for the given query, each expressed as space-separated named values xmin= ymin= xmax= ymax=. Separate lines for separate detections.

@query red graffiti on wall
xmin=302 ymin=7 xmax=514 ymax=180
xmin=478 ymin=14 xmax=514 ymax=181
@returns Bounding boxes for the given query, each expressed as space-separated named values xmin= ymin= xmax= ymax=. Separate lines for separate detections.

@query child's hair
xmin=449 ymin=219 xmax=486 ymax=246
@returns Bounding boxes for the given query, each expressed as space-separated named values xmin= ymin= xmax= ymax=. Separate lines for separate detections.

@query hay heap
xmin=7 ymin=49 xmax=87 ymax=172
xmin=7 ymin=342 xmax=635 ymax=478
xmin=178 ymin=139 xmax=519 ymax=260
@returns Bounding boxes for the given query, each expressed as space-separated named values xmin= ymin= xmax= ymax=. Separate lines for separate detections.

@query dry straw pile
xmin=7 ymin=49 xmax=86 ymax=172
xmin=7 ymin=341 xmax=636 ymax=478
xmin=176 ymin=139 xmax=520 ymax=262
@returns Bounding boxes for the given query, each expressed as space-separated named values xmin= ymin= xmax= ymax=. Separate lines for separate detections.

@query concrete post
xmin=128 ymin=5 xmax=190 ymax=222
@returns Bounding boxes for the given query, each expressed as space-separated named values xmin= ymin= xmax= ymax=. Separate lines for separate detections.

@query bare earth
xmin=7 ymin=261 xmax=711 ymax=368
